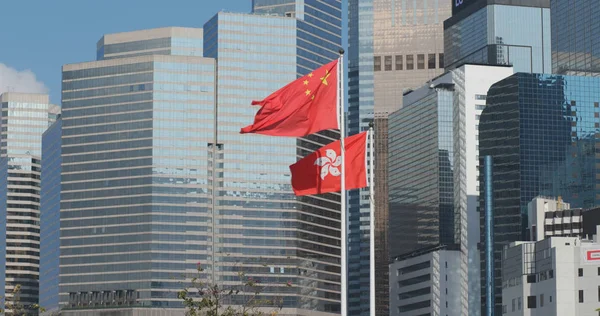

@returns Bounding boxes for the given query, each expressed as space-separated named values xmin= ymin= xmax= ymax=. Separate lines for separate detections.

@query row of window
xmin=505 ymin=268 xmax=600 ymax=313
xmin=505 ymin=269 xmax=555 ymax=289
xmin=507 ymin=287 xmax=600 ymax=314
xmin=544 ymin=209 xmax=583 ymax=218
xmin=374 ymin=53 xmax=444 ymax=71
xmin=545 ymin=223 xmax=582 ymax=231
xmin=577 ymin=267 xmax=600 ymax=277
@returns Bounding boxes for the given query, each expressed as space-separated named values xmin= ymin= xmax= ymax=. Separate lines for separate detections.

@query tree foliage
xmin=178 ymin=262 xmax=292 ymax=316
xmin=0 ymin=285 xmax=45 ymax=315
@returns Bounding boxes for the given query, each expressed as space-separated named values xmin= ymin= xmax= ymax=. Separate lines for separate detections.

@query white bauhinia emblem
xmin=314 ymin=149 xmax=342 ymax=180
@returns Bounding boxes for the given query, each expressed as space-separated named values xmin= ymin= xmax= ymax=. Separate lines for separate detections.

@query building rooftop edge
xmin=390 ymin=244 xmax=461 ymax=263
xmin=97 ymin=26 xmax=204 ymax=48
xmin=63 ymin=54 xmax=215 ymax=71
xmin=444 ymin=0 xmax=550 ymax=29
xmin=397 ymin=63 xmax=513 ymax=108
xmin=0 ymin=92 xmax=50 ymax=103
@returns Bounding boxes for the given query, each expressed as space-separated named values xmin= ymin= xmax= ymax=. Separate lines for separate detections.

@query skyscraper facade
xmin=348 ymin=1 xmax=451 ymax=314
xmin=204 ymin=9 xmax=342 ymax=314
xmin=444 ymin=0 xmax=551 ymax=73
xmin=0 ymin=93 xmax=58 ymax=314
xmin=478 ymin=73 xmax=600 ymax=315
xmin=388 ymin=77 xmax=455 ymax=257
xmin=59 ymin=1 xmax=342 ymax=313
xmin=252 ymin=0 xmax=346 ymax=313
xmin=551 ymin=0 xmax=600 ymax=75
xmin=388 ymin=64 xmax=513 ymax=316
xmin=40 ymin=118 xmax=62 ymax=314
xmin=60 ymin=29 xmax=215 ymax=314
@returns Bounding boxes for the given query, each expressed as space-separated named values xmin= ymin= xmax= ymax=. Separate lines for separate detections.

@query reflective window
xmin=406 ymin=55 xmax=414 ymax=70
xmin=374 ymin=56 xmax=381 ymax=71
xmin=384 ymin=56 xmax=392 ymax=71
xmin=428 ymin=53 xmax=436 ymax=69
xmin=396 ymin=55 xmax=403 ymax=70
xmin=417 ymin=54 xmax=425 ymax=69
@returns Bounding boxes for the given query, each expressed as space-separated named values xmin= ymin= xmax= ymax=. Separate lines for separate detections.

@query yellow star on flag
xmin=308 ymin=73 xmax=314 ymax=78
xmin=305 ymin=89 xmax=311 ymax=96
xmin=320 ymin=70 xmax=331 ymax=86
xmin=303 ymin=80 xmax=309 ymax=85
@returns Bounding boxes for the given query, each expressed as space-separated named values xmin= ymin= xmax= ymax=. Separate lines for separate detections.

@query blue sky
xmin=0 ymin=0 xmax=346 ymax=105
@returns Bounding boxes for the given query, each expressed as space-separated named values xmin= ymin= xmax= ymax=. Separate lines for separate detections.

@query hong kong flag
xmin=240 ymin=60 xmax=339 ymax=136
xmin=290 ymin=131 xmax=368 ymax=196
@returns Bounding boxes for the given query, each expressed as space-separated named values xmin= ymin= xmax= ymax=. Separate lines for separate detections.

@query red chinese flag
xmin=290 ymin=131 xmax=368 ymax=196
xmin=240 ymin=60 xmax=339 ymax=136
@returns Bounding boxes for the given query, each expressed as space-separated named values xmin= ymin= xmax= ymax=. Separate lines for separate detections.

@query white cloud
xmin=0 ymin=63 xmax=49 ymax=95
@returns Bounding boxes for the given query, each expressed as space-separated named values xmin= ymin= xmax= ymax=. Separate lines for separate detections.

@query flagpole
xmin=338 ymin=48 xmax=347 ymax=316
xmin=368 ymin=122 xmax=375 ymax=316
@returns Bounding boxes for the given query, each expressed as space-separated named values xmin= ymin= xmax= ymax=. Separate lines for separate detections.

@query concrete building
xmin=583 ymin=207 xmax=600 ymax=239
xmin=0 ymin=93 xmax=58 ymax=314
xmin=40 ymin=118 xmax=62 ymax=315
xmin=502 ymin=236 xmax=600 ymax=316
xmin=389 ymin=246 xmax=462 ymax=316
xmin=479 ymin=73 xmax=600 ymax=315
xmin=551 ymin=0 xmax=600 ymax=75
xmin=348 ymin=1 xmax=451 ymax=314
xmin=444 ymin=0 xmax=551 ymax=73
xmin=59 ymin=2 xmax=342 ymax=313
xmin=528 ymin=196 xmax=585 ymax=241
xmin=388 ymin=63 xmax=514 ymax=316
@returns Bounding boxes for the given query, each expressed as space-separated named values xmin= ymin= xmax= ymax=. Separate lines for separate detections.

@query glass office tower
xmin=60 ymin=3 xmax=342 ymax=313
xmin=388 ymin=64 xmax=513 ymax=316
xmin=0 ymin=93 xmax=58 ymax=315
xmin=348 ymin=1 xmax=451 ymax=314
xmin=444 ymin=0 xmax=551 ymax=73
xmin=551 ymin=0 xmax=600 ymax=75
xmin=479 ymin=73 xmax=600 ymax=315
xmin=204 ymin=7 xmax=342 ymax=314
xmin=388 ymin=81 xmax=455 ymax=256
xmin=60 ymin=28 xmax=215 ymax=315
xmin=250 ymin=1 xmax=344 ymax=314
xmin=40 ymin=118 xmax=62 ymax=314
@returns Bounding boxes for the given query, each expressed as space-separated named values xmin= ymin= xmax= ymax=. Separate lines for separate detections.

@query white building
xmin=502 ymin=236 xmax=600 ymax=316
xmin=389 ymin=246 xmax=462 ymax=316
xmin=528 ymin=196 xmax=583 ymax=241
